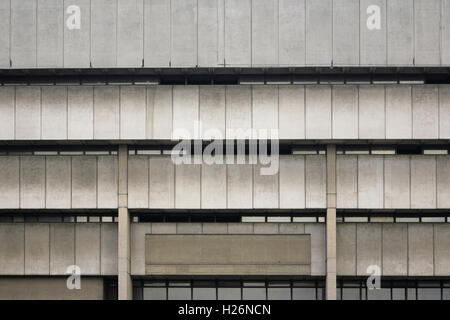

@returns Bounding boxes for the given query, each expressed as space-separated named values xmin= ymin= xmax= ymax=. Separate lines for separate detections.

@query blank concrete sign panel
xmin=306 ymin=0 xmax=332 ymax=66
xmin=91 ymin=0 xmax=117 ymax=68
xmin=117 ymin=0 xmax=144 ymax=68
xmin=11 ymin=0 xmax=37 ymax=68
xmin=37 ymin=0 xmax=63 ymax=68
xmin=144 ymin=0 xmax=170 ymax=67
xmin=171 ymin=0 xmax=197 ymax=67
xmin=387 ymin=0 xmax=413 ymax=66
xmin=252 ymin=0 xmax=278 ymax=66
xmin=333 ymin=0 xmax=359 ymax=66
xmin=225 ymin=0 xmax=251 ymax=66
xmin=279 ymin=0 xmax=305 ymax=66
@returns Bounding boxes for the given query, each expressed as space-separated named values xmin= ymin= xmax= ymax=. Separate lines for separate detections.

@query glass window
xmin=193 ymin=288 xmax=216 ymax=300
xmin=292 ymin=288 xmax=316 ymax=300
xmin=418 ymin=288 xmax=441 ymax=300
xmin=443 ymin=288 xmax=450 ymax=300
xmin=407 ymin=288 xmax=417 ymax=300
xmin=267 ymin=288 xmax=291 ymax=300
xmin=392 ymin=288 xmax=406 ymax=300
xmin=243 ymin=288 xmax=266 ymax=300
xmin=144 ymin=288 xmax=166 ymax=300
xmin=168 ymin=288 xmax=191 ymax=300
xmin=218 ymin=288 xmax=241 ymax=300
xmin=342 ymin=288 xmax=360 ymax=300
xmin=367 ymin=288 xmax=391 ymax=300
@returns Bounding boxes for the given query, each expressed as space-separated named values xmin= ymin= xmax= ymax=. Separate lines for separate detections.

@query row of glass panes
xmin=241 ymin=216 xmax=450 ymax=223
xmin=0 ymin=215 xmax=117 ymax=223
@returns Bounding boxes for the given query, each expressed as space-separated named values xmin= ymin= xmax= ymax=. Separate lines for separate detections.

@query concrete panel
xmin=91 ymin=0 xmax=117 ymax=67
xmin=411 ymin=156 xmax=436 ymax=209
xmin=50 ymin=224 xmax=75 ymax=275
xmin=25 ymin=224 xmax=49 ymax=275
xmin=120 ymin=86 xmax=146 ymax=139
xmin=384 ymin=156 xmax=410 ymax=209
xmin=0 ymin=0 xmax=10 ymax=68
xmin=336 ymin=224 xmax=356 ymax=275
xmin=305 ymin=0 xmax=331 ymax=65
xmin=440 ymin=86 xmax=450 ymax=138
xmin=414 ymin=0 xmax=441 ymax=65
xmin=201 ymin=164 xmax=227 ymax=209
xmin=358 ymin=86 xmax=385 ymax=139
xmin=305 ymin=155 xmax=326 ymax=208
xmin=198 ymin=0 xmax=219 ymax=67
xmin=117 ymin=0 xmax=143 ymax=67
xmin=382 ymin=224 xmax=408 ymax=276
xmin=68 ymin=86 xmax=94 ymax=140
xmin=386 ymin=86 xmax=412 ymax=139
xmin=413 ymin=86 xmax=439 ymax=139
xmin=11 ymin=0 xmax=36 ymax=67
xmin=252 ymin=0 xmax=278 ymax=66
xmin=46 ymin=156 xmax=71 ymax=209
xmin=97 ymin=156 xmax=118 ymax=209
xmin=225 ymin=86 xmax=252 ymax=138
xmin=149 ymin=156 xmax=175 ymax=208
xmin=171 ymin=0 xmax=197 ymax=67
xmin=279 ymin=155 xmax=305 ymax=209
xmin=71 ymin=156 xmax=97 ymax=209
xmin=203 ymin=223 xmax=228 ymax=234
xmin=128 ymin=156 xmax=149 ymax=209
xmin=101 ymin=223 xmax=118 ymax=275
xmin=144 ymin=0 xmax=170 ymax=67
xmin=360 ymin=0 xmax=386 ymax=65
xmin=175 ymin=163 xmax=201 ymax=208
xmin=279 ymin=85 xmax=305 ymax=139
xmin=15 ymin=87 xmax=41 ymax=140
xmin=387 ymin=0 xmax=413 ymax=65
xmin=37 ymin=0 xmax=63 ymax=67
xmin=252 ymin=86 xmax=278 ymax=132
xmin=305 ymin=224 xmax=325 ymax=276
xmin=253 ymin=164 xmax=279 ymax=209
xmin=336 ymin=156 xmax=357 ymax=208
xmin=0 ymin=87 xmax=15 ymax=140
xmin=333 ymin=0 xmax=359 ymax=65
xmin=93 ymin=86 xmax=120 ymax=139
xmin=173 ymin=86 xmax=199 ymax=139
xmin=0 ymin=224 xmax=24 ymax=275
xmin=434 ymin=224 xmax=450 ymax=276
xmin=148 ymin=86 xmax=172 ymax=139
xmin=20 ymin=156 xmax=45 ymax=209
xmin=279 ymin=0 xmax=305 ymax=65
xmin=356 ymin=224 xmax=382 ymax=276
xmin=358 ymin=155 xmax=383 ymax=209
xmin=131 ymin=223 xmax=152 ymax=275
xmin=437 ymin=156 xmax=450 ymax=208
xmin=332 ymin=85 xmax=358 ymax=139
xmin=443 ymin=0 xmax=450 ymax=65
xmin=41 ymin=86 xmax=67 ymax=140
xmin=408 ymin=224 xmax=434 ymax=276
xmin=199 ymin=86 xmax=225 ymax=139
xmin=225 ymin=0 xmax=251 ymax=66
xmin=0 ymin=156 xmax=20 ymax=209
xmin=75 ymin=224 xmax=101 ymax=275
xmin=64 ymin=0 xmax=90 ymax=68
xmin=305 ymin=86 xmax=331 ymax=139
xmin=227 ymin=163 xmax=253 ymax=209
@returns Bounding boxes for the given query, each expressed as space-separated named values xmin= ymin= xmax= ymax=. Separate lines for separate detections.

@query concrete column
xmin=118 ymin=145 xmax=132 ymax=300
xmin=326 ymin=144 xmax=337 ymax=300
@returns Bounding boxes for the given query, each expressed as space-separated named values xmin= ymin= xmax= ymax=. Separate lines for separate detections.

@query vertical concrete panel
xmin=225 ymin=86 xmax=252 ymax=138
xmin=0 ymin=156 xmax=20 ymax=209
xmin=254 ymin=164 xmax=279 ymax=209
xmin=332 ymin=85 xmax=358 ymax=139
xmin=442 ymin=0 xmax=450 ymax=65
xmin=201 ymin=164 xmax=227 ymax=209
xmin=120 ymin=86 xmax=146 ymax=139
xmin=408 ymin=224 xmax=434 ymax=276
xmin=68 ymin=86 xmax=93 ymax=140
xmin=175 ymin=162 xmax=201 ymax=209
xmin=305 ymin=224 xmax=326 ymax=276
xmin=97 ymin=156 xmax=118 ymax=209
xmin=356 ymin=224 xmax=382 ymax=276
xmin=252 ymin=86 xmax=278 ymax=132
xmin=128 ymin=156 xmax=149 ymax=209
xmin=50 ymin=224 xmax=75 ymax=275
xmin=358 ymin=86 xmax=385 ymax=139
xmin=305 ymin=155 xmax=326 ymax=208
xmin=0 ymin=224 xmax=24 ymax=275
xmin=91 ymin=0 xmax=117 ymax=67
xmin=101 ymin=223 xmax=118 ymax=275
xmin=333 ymin=0 xmax=359 ymax=65
xmin=225 ymin=0 xmax=251 ymax=66
xmin=0 ymin=0 xmax=10 ymax=67
xmin=358 ymin=155 xmax=383 ymax=208
xmin=336 ymin=156 xmax=357 ymax=209
xmin=131 ymin=223 xmax=152 ymax=275
xmin=384 ymin=156 xmax=410 ymax=209
xmin=279 ymin=155 xmax=305 ymax=209
xmin=411 ymin=156 xmax=436 ymax=209
xmin=434 ymin=225 xmax=450 ymax=276
xmin=20 ymin=156 xmax=45 ymax=209
xmin=41 ymin=86 xmax=68 ymax=140
xmin=279 ymin=0 xmax=305 ymax=65
xmin=439 ymin=86 xmax=450 ymax=138
xmin=305 ymin=86 xmax=331 ymax=139
xmin=75 ymin=224 xmax=100 ymax=275
xmin=413 ymin=86 xmax=439 ymax=139
xmin=149 ymin=156 xmax=175 ymax=208
xmin=305 ymin=0 xmax=332 ymax=65
xmin=382 ymin=224 xmax=408 ymax=276
xmin=93 ymin=86 xmax=119 ymax=139
xmin=437 ymin=156 xmax=450 ymax=208
xmin=46 ymin=156 xmax=71 ymax=209
xmin=0 ymin=87 xmax=15 ymax=140
xmin=227 ymin=162 xmax=253 ymax=209
xmin=279 ymin=85 xmax=305 ymax=139
xmin=199 ymin=86 xmax=225 ymax=139
xmin=415 ymin=0 xmax=441 ymax=65
xmin=117 ymin=0 xmax=143 ymax=67
xmin=25 ymin=224 xmax=49 ymax=275
xmin=64 ymin=0 xmax=91 ymax=68
xmin=252 ymin=0 xmax=278 ymax=66
xmin=336 ymin=224 xmax=356 ymax=275
xmin=171 ymin=0 xmax=197 ymax=67
xmin=144 ymin=0 xmax=170 ymax=67
xmin=386 ymin=86 xmax=412 ymax=139
xmin=173 ymin=86 xmax=199 ymax=139
xmin=71 ymin=156 xmax=97 ymax=209
xmin=37 ymin=0 xmax=63 ymax=67
xmin=11 ymin=0 xmax=36 ymax=67
xmin=15 ymin=87 xmax=41 ymax=140
xmin=360 ymin=0 xmax=386 ymax=65
xmin=148 ymin=86 xmax=172 ymax=139
xmin=387 ymin=0 xmax=413 ymax=65
xmin=198 ymin=0 xmax=219 ymax=67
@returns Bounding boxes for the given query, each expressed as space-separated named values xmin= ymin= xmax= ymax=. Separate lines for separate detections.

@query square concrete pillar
xmin=326 ymin=144 xmax=337 ymax=300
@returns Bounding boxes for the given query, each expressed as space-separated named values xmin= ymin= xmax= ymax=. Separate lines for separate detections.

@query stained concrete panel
xmin=144 ymin=0 xmax=170 ymax=67
xmin=384 ymin=156 xmax=410 ymax=209
xmin=45 ymin=156 xmax=71 ymax=209
xmin=332 ymin=86 xmax=358 ymax=139
xmin=148 ymin=86 xmax=172 ymax=139
xmin=333 ymin=0 xmax=359 ymax=65
xmin=356 ymin=224 xmax=382 ymax=276
xmin=0 ymin=0 xmax=10 ymax=68
xmin=358 ymin=155 xmax=384 ymax=209
xmin=386 ymin=86 xmax=412 ymax=139
xmin=68 ymin=86 xmax=94 ymax=140
xmin=175 ymin=163 xmax=201 ymax=209
xmin=0 ymin=87 xmax=15 ymax=140
xmin=198 ymin=0 xmax=219 ymax=67
xmin=64 ymin=0 xmax=91 ymax=68
xmin=252 ymin=0 xmax=278 ymax=66
xmin=306 ymin=0 xmax=331 ymax=65
xmin=305 ymin=86 xmax=331 ymax=139
xmin=413 ymin=86 xmax=439 ymax=139
xmin=252 ymin=86 xmax=278 ymax=132
xmin=199 ymin=86 xmax=226 ymax=139
xmin=20 ymin=156 xmax=45 ymax=209
xmin=97 ymin=156 xmax=118 ymax=209
xmin=71 ymin=156 xmax=97 ymax=209
xmin=117 ymin=0 xmax=144 ymax=67
xmin=171 ymin=0 xmax=197 ymax=67
xmin=91 ymin=0 xmax=117 ymax=67
xmin=358 ymin=86 xmax=385 ymax=139
xmin=443 ymin=0 xmax=450 ymax=65
xmin=411 ymin=156 xmax=436 ymax=209
xmin=305 ymin=224 xmax=325 ymax=276
xmin=173 ymin=86 xmax=199 ymax=139
xmin=336 ymin=224 xmax=356 ymax=275
xmin=414 ymin=0 xmax=441 ymax=65
xmin=25 ymin=224 xmax=50 ymax=275
xmin=279 ymin=0 xmax=305 ymax=65
xmin=11 ymin=0 xmax=36 ymax=68
xmin=225 ymin=86 xmax=252 ymax=138
xmin=93 ymin=86 xmax=120 ymax=139
xmin=253 ymin=164 xmax=279 ymax=209
xmin=0 ymin=224 xmax=24 ymax=275
xmin=279 ymin=156 xmax=305 ymax=209
xmin=128 ymin=156 xmax=149 ymax=209
xmin=434 ymin=225 xmax=450 ymax=276
xmin=101 ymin=223 xmax=118 ymax=275
xmin=225 ymin=0 xmax=251 ymax=66
xmin=50 ymin=224 xmax=75 ymax=275
xmin=387 ymin=0 xmax=413 ymax=65
xmin=201 ymin=164 xmax=227 ymax=209
xmin=37 ymin=0 xmax=63 ymax=67
xmin=360 ymin=0 xmax=386 ymax=65
xmin=120 ymin=86 xmax=146 ymax=139
xmin=131 ymin=223 xmax=152 ymax=275
xmin=0 ymin=156 xmax=20 ymax=209
xmin=440 ymin=86 xmax=450 ymax=138
xmin=382 ymin=224 xmax=408 ymax=276
xmin=227 ymin=163 xmax=253 ymax=209
xmin=336 ymin=156 xmax=357 ymax=208
xmin=305 ymin=155 xmax=326 ymax=208
xmin=279 ymin=86 xmax=305 ymax=139
xmin=15 ymin=87 xmax=41 ymax=140
xmin=41 ymin=86 xmax=68 ymax=139
xmin=149 ymin=156 xmax=175 ymax=208
xmin=437 ymin=156 xmax=450 ymax=208
xmin=408 ymin=224 xmax=434 ymax=276
xmin=75 ymin=224 xmax=101 ymax=275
